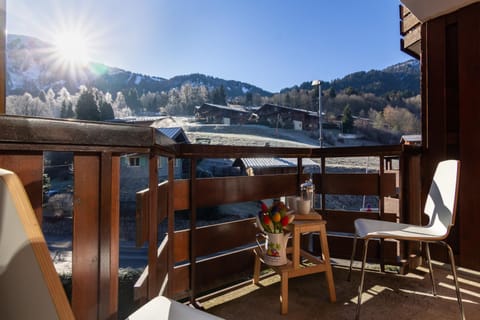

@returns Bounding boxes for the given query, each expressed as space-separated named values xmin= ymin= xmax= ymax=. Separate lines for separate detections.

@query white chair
xmin=126 ymin=296 xmax=223 ymax=320
xmin=0 ymin=168 xmax=75 ymax=319
xmin=348 ymin=160 xmax=465 ymax=320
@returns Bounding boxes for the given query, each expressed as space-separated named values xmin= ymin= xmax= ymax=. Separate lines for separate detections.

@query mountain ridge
xmin=7 ymin=34 xmax=419 ymax=99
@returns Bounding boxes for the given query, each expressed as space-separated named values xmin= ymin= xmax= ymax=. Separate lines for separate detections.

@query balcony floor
xmin=200 ymin=259 xmax=480 ymax=319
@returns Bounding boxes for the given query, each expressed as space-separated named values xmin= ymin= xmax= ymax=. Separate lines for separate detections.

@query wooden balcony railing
xmin=134 ymin=142 xmax=422 ymax=305
xmin=0 ymin=115 xmax=421 ymax=319
xmin=400 ymin=4 xmax=421 ymax=58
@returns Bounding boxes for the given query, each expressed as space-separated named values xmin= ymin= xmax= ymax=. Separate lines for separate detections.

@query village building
xmin=194 ymin=103 xmax=251 ymax=125
xmin=233 ymin=157 xmax=320 ymax=176
xmin=255 ymin=103 xmax=319 ymax=132
xmin=120 ymin=127 xmax=190 ymax=204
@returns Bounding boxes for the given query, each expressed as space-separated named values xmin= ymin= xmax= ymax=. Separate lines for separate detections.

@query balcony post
xmin=98 ymin=152 xmax=120 ymax=319
xmin=147 ymin=153 xmax=159 ymax=298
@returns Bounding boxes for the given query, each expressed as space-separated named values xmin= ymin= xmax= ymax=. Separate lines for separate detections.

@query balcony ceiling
xmin=401 ymin=0 xmax=479 ymax=22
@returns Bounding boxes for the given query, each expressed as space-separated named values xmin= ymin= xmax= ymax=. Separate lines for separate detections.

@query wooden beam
xmin=0 ymin=115 xmax=172 ymax=149
xmin=147 ymin=153 xmax=159 ymax=299
xmin=98 ymin=153 xmax=119 ymax=320
xmin=0 ymin=152 xmax=43 ymax=222
xmin=189 ymin=158 xmax=198 ymax=302
xmin=167 ymin=157 xmax=175 ymax=297
xmin=72 ymin=154 xmax=100 ymax=320
xmin=401 ymin=10 xmax=421 ymax=35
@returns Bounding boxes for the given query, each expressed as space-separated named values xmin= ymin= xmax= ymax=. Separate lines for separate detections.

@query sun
xmin=53 ymin=30 xmax=91 ymax=66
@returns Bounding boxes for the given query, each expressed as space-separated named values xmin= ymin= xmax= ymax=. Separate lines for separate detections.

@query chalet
xmin=256 ymin=103 xmax=319 ymax=131
xmin=233 ymin=157 xmax=321 ymax=176
xmin=194 ymin=103 xmax=251 ymax=124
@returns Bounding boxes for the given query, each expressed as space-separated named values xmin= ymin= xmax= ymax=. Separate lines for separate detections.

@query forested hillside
xmin=6 ymin=34 xmax=421 ymax=142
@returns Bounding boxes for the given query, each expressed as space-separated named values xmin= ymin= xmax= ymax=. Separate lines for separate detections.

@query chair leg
xmin=355 ymin=238 xmax=369 ymax=320
xmin=348 ymin=234 xmax=358 ymax=281
xmin=443 ymin=242 xmax=465 ymax=320
xmin=424 ymin=242 xmax=437 ymax=296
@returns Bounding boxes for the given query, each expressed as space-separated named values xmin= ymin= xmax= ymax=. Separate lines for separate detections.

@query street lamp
xmin=312 ymin=80 xmax=322 ymax=147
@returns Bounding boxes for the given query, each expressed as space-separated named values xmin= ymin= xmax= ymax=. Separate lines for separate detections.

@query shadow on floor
xmin=202 ymin=261 xmax=480 ymax=320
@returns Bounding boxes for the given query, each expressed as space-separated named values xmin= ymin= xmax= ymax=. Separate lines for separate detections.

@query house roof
xmin=196 ymin=103 xmax=250 ymax=114
xmin=258 ymin=104 xmax=320 ymax=118
xmin=156 ymin=127 xmax=190 ymax=144
xmin=238 ymin=157 xmax=320 ymax=173
xmin=259 ymin=103 xmax=310 ymax=114
xmin=400 ymin=134 xmax=421 ymax=145
xmin=401 ymin=0 xmax=479 ymax=22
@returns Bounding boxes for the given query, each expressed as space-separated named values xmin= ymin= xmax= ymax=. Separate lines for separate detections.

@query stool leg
xmin=253 ymin=249 xmax=261 ymax=285
xmin=319 ymin=225 xmax=336 ymax=302
xmin=280 ymin=271 xmax=288 ymax=315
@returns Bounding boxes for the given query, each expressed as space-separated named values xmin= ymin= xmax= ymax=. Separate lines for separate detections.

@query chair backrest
xmin=424 ymin=160 xmax=460 ymax=238
xmin=0 ymin=168 xmax=75 ymax=319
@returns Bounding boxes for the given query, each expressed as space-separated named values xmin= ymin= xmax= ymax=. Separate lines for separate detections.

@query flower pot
xmin=296 ymin=199 xmax=311 ymax=215
xmin=257 ymin=232 xmax=289 ymax=266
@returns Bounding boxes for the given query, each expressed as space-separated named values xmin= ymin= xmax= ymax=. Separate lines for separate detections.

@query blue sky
xmin=7 ymin=0 xmax=409 ymax=93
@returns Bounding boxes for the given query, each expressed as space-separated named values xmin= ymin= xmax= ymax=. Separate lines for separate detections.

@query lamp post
xmin=312 ymin=80 xmax=322 ymax=147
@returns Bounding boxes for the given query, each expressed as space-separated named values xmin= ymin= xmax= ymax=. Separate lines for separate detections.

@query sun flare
xmin=53 ymin=30 xmax=91 ymax=66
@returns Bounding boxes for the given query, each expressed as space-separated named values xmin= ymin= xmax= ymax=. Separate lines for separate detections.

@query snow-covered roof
xmin=400 ymin=134 xmax=421 ymax=144
xmin=259 ymin=103 xmax=312 ymax=115
xmin=239 ymin=157 xmax=320 ymax=171
xmin=156 ymin=127 xmax=190 ymax=144
xmin=198 ymin=103 xmax=250 ymax=113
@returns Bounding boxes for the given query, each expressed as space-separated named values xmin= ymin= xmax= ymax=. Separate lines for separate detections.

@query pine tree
xmin=245 ymin=92 xmax=253 ymax=106
xmin=60 ymin=101 xmax=67 ymax=118
xmin=342 ymin=104 xmax=354 ymax=133
xmin=76 ymin=89 xmax=100 ymax=121
xmin=99 ymin=101 xmax=115 ymax=120
xmin=65 ymin=101 xmax=75 ymax=118
xmin=211 ymin=85 xmax=227 ymax=105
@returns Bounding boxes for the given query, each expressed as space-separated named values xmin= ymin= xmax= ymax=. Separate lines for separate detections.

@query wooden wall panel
xmin=422 ymin=3 xmax=480 ymax=269
xmin=321 ymin=174 xmax=379 ymax=195
xmin=173 ymin=218 xmax=257 ymax=262
xmin=72 ymin=154 xmax=100 ymax=320
xmin=457 ymin=3 xmax=480 ymax=269
xmin=172 ymin=249 xmax=255 ymax=298
xmin=173 ymin=174 xmax=301 ymax=210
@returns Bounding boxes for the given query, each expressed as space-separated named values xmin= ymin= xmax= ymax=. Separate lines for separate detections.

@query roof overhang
xmin=401 ymin=0 xmax=480 ymax=22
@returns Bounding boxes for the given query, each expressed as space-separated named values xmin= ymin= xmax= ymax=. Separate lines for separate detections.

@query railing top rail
xmin=311 ymin=144 xmax=408 ymax=158
xmin=176 ymin=143 xmax=417 ymax=159
xmin=0 ymin=115 xmax=176 ymax=154
xmin=175 ymin=143 xmax=313 ymax=159
xmin=0 ymin=115 xmax=421 ymax=158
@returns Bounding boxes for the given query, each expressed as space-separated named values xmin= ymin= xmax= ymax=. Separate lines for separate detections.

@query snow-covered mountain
xmin=6 ymin=34 xmax=271 ymax=97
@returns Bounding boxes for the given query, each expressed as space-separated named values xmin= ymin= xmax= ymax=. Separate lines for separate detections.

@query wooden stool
xmin=253 ymin=218 xmax=336 ymax=315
